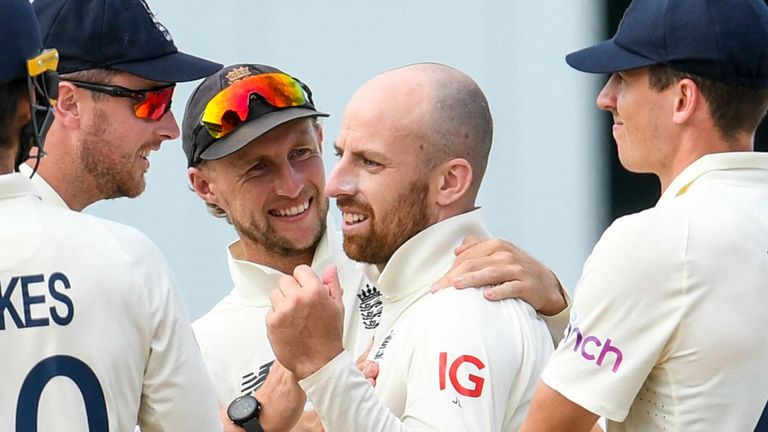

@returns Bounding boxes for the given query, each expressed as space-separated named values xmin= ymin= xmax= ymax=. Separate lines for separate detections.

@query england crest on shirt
xmin=357 ymin=283 xmax=382 ymax=330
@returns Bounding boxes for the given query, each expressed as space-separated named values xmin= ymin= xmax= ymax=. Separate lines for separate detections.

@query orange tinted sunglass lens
xmin=135 ymin=86 xmax=174 ymax=120
xmin=201 ymin=73 xmax=307 ymax=139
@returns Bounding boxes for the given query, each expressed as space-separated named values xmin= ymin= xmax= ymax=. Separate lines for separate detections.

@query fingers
xmin=292 ymin=264 xmax=320 ymax=287
xmin=453 ymin=235 xmax=483 ymax=256
xmin=355 ymin=339 xmax=374 ymax=365
xmin=455 ymin=238 xmax=520 ymax=261
xmin=356 ymin=360 xmax=380 ymax=386
xmin=322 ymin=265 xmax=343 ymax=301
xmin=433 ymin=255 xmax=524 ymax=292
xmin=482 ymin=281 xmax=525 ymax=302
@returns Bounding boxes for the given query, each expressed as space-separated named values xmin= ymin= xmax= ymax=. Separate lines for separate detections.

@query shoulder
xmin=417 ymin=289 xmax=548 ymax=344
xmin=587 ymin=207 xmax=689 ymax=280
xmin=193 ymin=294 xmax=270 ymax=345
xmin=48 ymin=208 xmax=165 ymax=263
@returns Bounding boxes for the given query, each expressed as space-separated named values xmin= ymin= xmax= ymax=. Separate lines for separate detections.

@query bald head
xmin=346 ymin=63 xmax=493 ymax=197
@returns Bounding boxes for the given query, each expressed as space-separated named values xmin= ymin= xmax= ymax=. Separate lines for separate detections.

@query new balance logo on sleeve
xmin=240 ymin=360 xmax=274 ymax=395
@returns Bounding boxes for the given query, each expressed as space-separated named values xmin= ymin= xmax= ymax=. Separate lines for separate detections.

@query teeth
xmin=271 ymin=200 xmax=310 ymax=217
xmin=139 ymin=149 xmax=150 ymax=159
xmin=343 ymin=213 xmax=367 ymax=224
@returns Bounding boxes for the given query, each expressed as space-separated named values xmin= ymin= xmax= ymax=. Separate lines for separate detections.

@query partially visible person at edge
xmin=182 ymin=63 xmax=569 ymax=431
xmin=27 ymin=0 xmax=221 ymax=211
xmin=0 ymin=0 xmax=221 ymax=430
xmin=264 ymin=63 xmax=555 ymax=431
xmin=521 ymin=0 xmax=768 ymax=430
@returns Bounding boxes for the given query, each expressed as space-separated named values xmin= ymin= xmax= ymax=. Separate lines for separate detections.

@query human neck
xmin=29 ymin=130 xmax=105 ymax=211
xmin=658 ymin=131 xmax=753 ymax=193
xmin=239 ymin=237 xmax=317 ymax=275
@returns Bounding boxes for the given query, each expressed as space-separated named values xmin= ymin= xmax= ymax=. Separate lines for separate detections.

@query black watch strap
xmin=242 ymin=416 xmax=265 ymax=432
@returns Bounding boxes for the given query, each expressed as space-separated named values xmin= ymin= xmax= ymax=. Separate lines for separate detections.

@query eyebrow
xmin=333 ymin=142 xmax=391 ymax=164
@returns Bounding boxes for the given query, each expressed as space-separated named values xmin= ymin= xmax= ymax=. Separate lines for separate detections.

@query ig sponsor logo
xmin=438 ymin=352 xmax=485 ymax=398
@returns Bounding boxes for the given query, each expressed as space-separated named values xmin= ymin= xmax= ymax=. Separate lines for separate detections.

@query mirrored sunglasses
xmin=64 ymin=79 xmax=175 ymax=121
xmin=200 ymin=73 xmax=312 ymax=139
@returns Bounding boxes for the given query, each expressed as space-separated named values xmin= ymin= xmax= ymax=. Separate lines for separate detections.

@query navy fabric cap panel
xmin=0 ymin=0 xmax=44 ymax=82
xmin=33 ymin=0 xmax=221 ymax=82
xmin=566 ymin=0 xmax=768 ymax=88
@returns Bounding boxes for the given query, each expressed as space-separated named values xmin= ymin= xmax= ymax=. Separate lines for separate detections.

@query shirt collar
xmin=18 ymin=164 xmax=69 ymax=209
xmin=659 ymin=152 xmax=768 ymax=205
xmin=227 ymin=216 xmax=342 ymax=305
xmin=366 ymin=208 xmax=490 ymax=302
xmin=0 ymin=173 xmax=41 ymax=201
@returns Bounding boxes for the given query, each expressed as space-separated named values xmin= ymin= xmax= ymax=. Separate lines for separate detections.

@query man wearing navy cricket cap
xmin=0 ymin=1 xmax=222 ymax=430
xmin=25 ymin=0 xmax=221 ymax=211
xmin=522 ymin=0 xmax=768 ymax=431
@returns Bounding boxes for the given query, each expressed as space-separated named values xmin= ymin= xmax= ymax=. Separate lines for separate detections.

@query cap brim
xmin=200 ymin=108 xmax=330 ymax=161
xmin=566 ymin=38 xmax=657 ymax=74
xmin=113 ymin=51 xmax=222 ymax=83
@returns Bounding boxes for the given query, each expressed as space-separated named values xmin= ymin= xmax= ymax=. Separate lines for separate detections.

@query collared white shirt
xmin=18 ymin=162 xmax=68 ymax=209
xmin=0 ymin=173 xmax=220 ymax=431
xmin=542 ymin=152 xmax=768 ymax=431
xmin=300 ymin=209 xmax=553 ymax=431
xmin=193 ymin=219 xmax=378 ymax=407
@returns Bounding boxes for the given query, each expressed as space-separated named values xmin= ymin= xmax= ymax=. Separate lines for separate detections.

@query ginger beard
xmin=80 ymin=107 xmax=156 ymax=200
xmin=339 ymin=179 xmax=432 ymax=265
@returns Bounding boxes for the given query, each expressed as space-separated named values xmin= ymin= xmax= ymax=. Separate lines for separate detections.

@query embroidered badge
xmin=225 ymin=66 xmax=252 ymax=84
xmin=357 ymin=283 xmax=383 ymax=330
xmin=138 ymin=0 xmax=173 ymax=42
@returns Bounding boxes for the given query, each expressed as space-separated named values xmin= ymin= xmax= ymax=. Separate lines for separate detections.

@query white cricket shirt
xmin=193 ymin=221 xmax=380 ymax=407
xmin=0 ymin=173 xmax=221 ymax=431
xmin=542 ymin=152 xmax=768 ymax=431
xmin=300 ymin=209 xmax=554 ymax=431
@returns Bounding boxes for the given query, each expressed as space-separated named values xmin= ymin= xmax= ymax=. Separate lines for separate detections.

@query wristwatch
xmin=227 ymin=394 xmax=264 ymax=432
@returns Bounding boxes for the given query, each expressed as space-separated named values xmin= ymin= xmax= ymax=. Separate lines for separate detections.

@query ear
xmin=188 ymin=166 xmax=220 ymax=206
xmin=54 ymin=81 xmax=81 ymax=129
xmin=434 ymin=158 xmax=473 ymax=207
xmin=671 ymin=78 xmax=700 ymax=125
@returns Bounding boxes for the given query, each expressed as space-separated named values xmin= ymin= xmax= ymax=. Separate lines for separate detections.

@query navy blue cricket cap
xmin=0 ymin=0 xmax=44 ymax=82
xmin=566 ymin=0 xmax=768 ymax=88
xmin=33 ymin=0 xmax=222 ymax=82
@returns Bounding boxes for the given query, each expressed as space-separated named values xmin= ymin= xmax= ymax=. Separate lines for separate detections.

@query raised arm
xmin=432 ymin=236 xmax=570 ymax=341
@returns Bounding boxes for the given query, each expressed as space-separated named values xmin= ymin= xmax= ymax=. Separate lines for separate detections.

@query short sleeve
xmin=542 ymin=210 xmax=688 ymax=421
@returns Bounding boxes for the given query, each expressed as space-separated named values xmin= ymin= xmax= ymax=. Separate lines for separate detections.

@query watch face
xmin=228 ymin=395 xmax=258 ymax=423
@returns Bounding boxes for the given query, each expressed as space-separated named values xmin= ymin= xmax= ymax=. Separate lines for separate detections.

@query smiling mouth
xmin=343 ymin=212 xmax=368 ymax=225
xmin=269 ymin=198 xmax=312 ymax=217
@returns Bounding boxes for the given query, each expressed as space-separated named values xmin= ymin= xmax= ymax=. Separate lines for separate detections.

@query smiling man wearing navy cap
xmin=522 ymin=0 xmax=768 ymax=431
xmin=25 ymin=0 xmax=221 ymax=211
xmin=0 ymin=1 xmax=222 ymax=431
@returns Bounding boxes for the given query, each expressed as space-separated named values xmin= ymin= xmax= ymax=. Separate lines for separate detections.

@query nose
xmin=274 ymin=163 xmax=303 ymax=198
xmin=596 ymin=74 xmax=619 ymax=113
xmin=325 ymin=159 xmax=355 ymax=199
xmin=157 ymin=109 xmax=181 ymax=140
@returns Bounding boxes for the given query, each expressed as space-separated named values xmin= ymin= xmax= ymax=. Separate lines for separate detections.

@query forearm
xmin=252 ymin=362 xmax=307 ymax=432
xmin=521 ymin=381 xmax=599 ymax=432
xmin=300 ymin=351 xmax=408 ymax=432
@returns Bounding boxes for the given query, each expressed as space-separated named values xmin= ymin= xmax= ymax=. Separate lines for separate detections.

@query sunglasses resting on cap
xmin=200 ymin=72 xmax=314 ymax=139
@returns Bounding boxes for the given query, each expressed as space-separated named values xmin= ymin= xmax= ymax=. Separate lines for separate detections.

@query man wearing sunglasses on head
xmin=182 ymin=63 xmax=569 ymax=432
xmin=23 ymin=0 xmax=221 ymax=211
xmin=0 ymin=1 xmax=221 ymax=430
